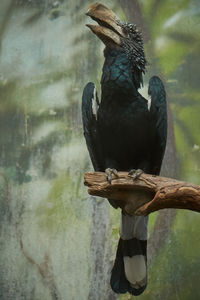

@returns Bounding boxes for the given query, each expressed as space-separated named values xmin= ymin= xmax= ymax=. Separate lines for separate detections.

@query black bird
xmin=82 ymin=3 xmax=167 ymax=296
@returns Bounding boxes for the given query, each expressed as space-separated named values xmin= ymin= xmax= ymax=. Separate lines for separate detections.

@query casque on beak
xmin=86 ymin=2 xmax=126 ymax=47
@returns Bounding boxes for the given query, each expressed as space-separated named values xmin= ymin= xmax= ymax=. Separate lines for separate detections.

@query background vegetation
xmin=0 ymin=0 xmax=199 ymax=299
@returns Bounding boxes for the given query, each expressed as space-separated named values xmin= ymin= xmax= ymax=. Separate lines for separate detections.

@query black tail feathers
xmin=110 ymin=237 xmax=147 ymax=296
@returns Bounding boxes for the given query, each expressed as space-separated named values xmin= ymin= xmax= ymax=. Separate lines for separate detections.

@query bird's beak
xmin=86 ymin=3 xmax=126 ymax=47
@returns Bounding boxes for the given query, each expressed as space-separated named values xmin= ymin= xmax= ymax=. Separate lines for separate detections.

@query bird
xmin=82 ymin=3 xmax=167 ymax=296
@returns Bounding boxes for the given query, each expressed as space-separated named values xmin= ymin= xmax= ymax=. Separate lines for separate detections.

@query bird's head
xmin=86 ymin=2 xmax=147 ymax=74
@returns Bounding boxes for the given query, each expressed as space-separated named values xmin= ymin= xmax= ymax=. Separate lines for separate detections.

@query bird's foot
xmin=105 ymin=168 xmax=119 ymax=184
xmin=128 ymin=169 xmax=144 ymax=180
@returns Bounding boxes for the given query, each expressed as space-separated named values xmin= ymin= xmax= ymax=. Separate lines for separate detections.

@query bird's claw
xmin=105 ymin=168 xmax=119 ymax=184
xmin=128 ymin=169 xmax=144 ymax=180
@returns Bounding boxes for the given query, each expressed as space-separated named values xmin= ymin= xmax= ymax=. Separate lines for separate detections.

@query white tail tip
xmin=124 ymin=255 xmax=147 ymax=288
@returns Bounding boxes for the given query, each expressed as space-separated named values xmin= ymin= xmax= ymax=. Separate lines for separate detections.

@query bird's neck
xmin=100 ymin=48 xmax=143 ymax=104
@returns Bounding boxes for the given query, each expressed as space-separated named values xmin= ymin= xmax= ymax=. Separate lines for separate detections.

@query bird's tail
xmin=110 ymin=213 xmax=148 ymax=296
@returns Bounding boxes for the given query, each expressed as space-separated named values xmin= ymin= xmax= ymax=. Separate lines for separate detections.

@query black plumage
xmin=82 ymin=3 xmax=167 ymax=296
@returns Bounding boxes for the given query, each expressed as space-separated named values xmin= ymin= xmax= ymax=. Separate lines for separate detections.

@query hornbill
xmin=82 ymin=3 xmax=167 ymax=296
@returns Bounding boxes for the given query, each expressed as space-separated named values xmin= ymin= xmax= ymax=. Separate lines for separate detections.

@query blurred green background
xmin=0 ymin=0 xmax=199 ymax=299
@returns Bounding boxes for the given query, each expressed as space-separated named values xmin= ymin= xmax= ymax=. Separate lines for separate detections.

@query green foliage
xmin=159 ymin=41 xmax=190 ymax=75
xmin=142 ymin=0 xmax=200 ymax=183
xmin=36 ymin=169 xmax=88 ymax=233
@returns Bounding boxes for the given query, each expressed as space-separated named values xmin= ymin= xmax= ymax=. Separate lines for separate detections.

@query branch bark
xmin=84 ymin=172 xmax=200 ymax=216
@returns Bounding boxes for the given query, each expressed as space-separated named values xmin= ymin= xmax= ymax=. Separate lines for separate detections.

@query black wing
xmin=82 ymin=82 xmax=104 ymax=171
xmin=148 ymin=76 xmax=167 ymax=175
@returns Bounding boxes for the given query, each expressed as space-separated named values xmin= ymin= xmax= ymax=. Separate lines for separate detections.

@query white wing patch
xmin=147 ymin=97 xmax=151 ymax=111
xmin=139 ymin=84 xmax=151 ymax=111
xmin=92 ymin=85 xmax=99 ymax=120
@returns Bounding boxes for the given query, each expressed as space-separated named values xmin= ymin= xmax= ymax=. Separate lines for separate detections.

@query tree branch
xmin=84 ymin=172 xmax=200 ymax=216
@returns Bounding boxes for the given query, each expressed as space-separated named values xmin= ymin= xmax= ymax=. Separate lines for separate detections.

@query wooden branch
xmin=84 ymin=172 xmax=200 ymax=216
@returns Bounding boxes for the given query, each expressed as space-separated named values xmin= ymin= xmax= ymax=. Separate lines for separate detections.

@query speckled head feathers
xmin=117 ymin=21 xmax=147 ymax=74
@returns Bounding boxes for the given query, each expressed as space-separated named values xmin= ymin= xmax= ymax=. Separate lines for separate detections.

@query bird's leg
xmin=128 ymin=169 xmax=144 ymax=180
xmin=105 ymin=168 xmax=119 ymax=184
